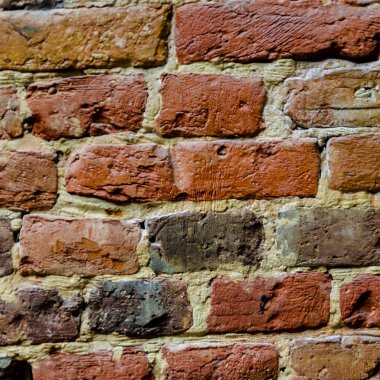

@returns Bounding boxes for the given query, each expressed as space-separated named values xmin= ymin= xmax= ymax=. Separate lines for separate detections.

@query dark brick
xmin=0 ymin=357 xmax=32 ymax=380
xmin=0 ymin=219 xmax=13 ymax=277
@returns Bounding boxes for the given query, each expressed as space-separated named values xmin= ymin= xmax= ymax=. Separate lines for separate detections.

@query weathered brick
xmin=88 ymin=279 xmax=192 ymax=338
xmin=19 ymin=215 xmax=141 ymax=277
xmin=0 ymin=5 xmax=171 ymax=71
xmin=156 ymin=73 xmax=266 ymax=137
xmin=328 ymin=134 xmax=380 ymax=192
xmin=162 ymin=343 xmax=278 ymax=380
xmin=0 ymin=357 xmax=32 ymax=379
xmin=286 ymin=70 xmax=380 ymax=128
xmin=26 ymin=74 xmax=147 ymax=141
xmin=207 ymin=273 xmax=331 ymax=333
xmin=146 ymin=211 xmax=264 ymax=274
xmin=33 ymin=348 xmax=152 ymax=380
xmin=66 ymin=144 xmax=178 ymax=203
xmin=0 ymin=219 xmax=13 ymax=277
xmin=290 ymin=336 xmax=380 ymax=380
xmin=0 ymin=85 xmax=23 ymax=140
xmin=175 ymin=1 xmax=380 ymax=64
xmin=171 ymin=139 xmax=319 ymax=200
xmin=0 ymin=151 xmax=57 ymax=211
xmin=0 ymin=287 xmax=83 ymax=345
xmin=0 ymin=0 xmax=62 ymax=9
xmin=340 ymin=275 xmax=380 ymax=328
xmin=277 ymin=208 xmax=380 ymax=267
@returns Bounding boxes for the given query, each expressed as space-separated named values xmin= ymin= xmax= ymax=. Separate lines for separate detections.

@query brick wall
xmin=0 ymin=0 xmax=379 ymax=378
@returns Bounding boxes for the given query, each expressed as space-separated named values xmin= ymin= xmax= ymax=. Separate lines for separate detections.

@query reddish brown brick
xmin=340 ymin=275 xmax=380 ymax=328
xmin=0 ymin=218 xmax=13 ymax=276
xmin=19 ymin=215 xmax=141 ymax=277
xmin=0 ymin=151 xmax=57 ymax=211
xmin=156 ymin=73 xmax=266 ymax=137
xmin=0 ymin=85 xmax=23 ymax=140
xmin=66 ymin=144 xmax=178 ymax=203
xmin=207 ymin=273 xmax=331 ymax=333
xmin=162 ymin=343 xmax=278 ymax=380
xmin=328 ymin=134 xmax=380 ymax=192
xmin=175 ymin=1 xmax=380 ymax=64
xmin=33 ymin=348 xmax=152 ymax=380
xmin=171 ymin=139 xmax=319 ymax=201
xmin=27 ymin=74 xmax=147 ymax=141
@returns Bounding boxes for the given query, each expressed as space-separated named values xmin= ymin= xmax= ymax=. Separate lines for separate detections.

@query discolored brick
xmin=0 ymin=0 xmax=62 ymax=9
xmin=0 ymin=85 xmax=23 ymax=140
xmin=0 ymin=219 xmax=13 ymax=277
xmin=0 ymin=357 xmax=32 ymax=379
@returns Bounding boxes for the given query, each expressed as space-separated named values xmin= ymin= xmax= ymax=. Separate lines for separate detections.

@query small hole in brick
xmin=217 ymin=146 xmax=227 ymax=156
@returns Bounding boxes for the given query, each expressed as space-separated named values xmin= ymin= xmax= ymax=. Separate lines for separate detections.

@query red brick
xmin=0 ymin=151 xmax=57 ymax=211
xmin=66 ymin=144 xmax=178 ymax=203
xmin=156 ymin=73 xmax=266 ymax=137
xmin=328 ymin=133 xmax=380 ymax=192
xmin=19 ymin=214 xmax=141 ymax=277
xmin=33 ymin=348 xmax=152 ymax=380
xmin=340 ymin=275 xmax=380 ymax=328
xmin=27 ymin=74 xmax=147 ymax=141
xmin=162 ymin=343 xmax=278 ymax=380
xmin=171 ymin=139 xmax=320 ymax=200
xmin=0 ymin=85 xmax=23 ymax=140
xmin=207 ymin=273 xmax=331 ymax=333
xmin=175 ymin=1 xmax=380 ymax=64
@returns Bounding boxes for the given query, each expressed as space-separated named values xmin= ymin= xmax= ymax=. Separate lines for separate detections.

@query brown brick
xmin=277 ymin=208 xmax=380 ymax=267
xmin=162 ymin=343 xmax=278 ymax=380
xmin=156 ymin=73 xmax=266 ymax=137
xmin=27 ymin=74 xmax=147 ymax=141
xmin=171 ymin=139 xmax=319 ymax=201
xmin=207 ymin=273 xmax=331 ymax=333
xmin=175 ymin=1 xmax=380 ymax=64
xmin=328 ymin=134 xmax=380 ymax=192
xmin=19 ymin=215 xmax=141 ymax=277
xmin=33 ymin=348 xmax=152 ymax=380
xmin=286 ymin=70 xmax=380 ymax=128
xmin=66 ymin=144 xmax=178 ymax=203
xmin=0 ymin=219 xmax=13 ymax=276
xmin=290 ymin=336 xmax=380 ymax=380
xmin=0 ymin=5 xmax=171 ymax=71
xmin=1 ymin=0 xmax=62 ymax=9
xmin=340 ymin=275 xmax=380 ymax=328
xmin=0 ymin=85 xmax=23 ymax=140
xmin=0 ymin=151 xmax=57 ymax=211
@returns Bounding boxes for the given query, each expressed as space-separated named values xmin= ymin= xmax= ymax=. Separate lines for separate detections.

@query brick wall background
xmin=0 ymin=0 xmax=379 ymax=378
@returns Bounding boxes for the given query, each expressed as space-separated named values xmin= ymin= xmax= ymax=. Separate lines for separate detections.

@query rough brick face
xmin=156 ymin=73 xmax=266 ymax=137
xmin=33 ymin=348 xmax=152 ymax=380
xmin=19 ymin=215 xmax=141 ymax=277
xmin=175 ymin=1 xmax=380 ymax=64
xmin=340 ymin=275 xmax=380 ymax=328
xmin=328 ymin=134 xmax=380 ymax=192
xmin=0 ymin=0 xmax=62 ymax=9
xmin=171 ymin=139 xmax=320 ymax=200
xmin=207 ymin=273 xmax=331 ymax=333
xmin=162 ymin=344 xmax=278 ymax=380
xmin=0 ymin=85 xmax=23 ymax=140
xmin=286 ymin=70 xmax=380 ymax=128
xmin=0 ymin=219 xmax=13 ymax=276
xmin=290 ymin=336 xmax=380 ymax=380
xmin=88 ymin=279 xmax=192 ymax=338
xmin=0 ymin=5 xmax=171 ymax=71
xmin=146 ymin=211 xmax=264 ymax=273
xmin=277 ymin=208 xmax=380 ymax=267
xmin=0 ymin=151 xmax=57 ymax=211
xmin=27 ymin=74 xmax=147 ymax=141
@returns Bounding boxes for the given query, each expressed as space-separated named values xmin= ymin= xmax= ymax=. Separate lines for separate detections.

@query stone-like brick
xmin=33 ymin=348 xmax=152 ymax=380
xmin=162 ymin=343 xmax=278 ymax=380
xmin=0 ymin=85 xmax=23 ymax=140
xmin=328 ymin=134 xmax=380 ymax=193
xmin=88 ymin=279 xmax=192 ymax=338
xmin=0 ymin=5 xmax=171 ymax=71
xmin=0 ymin=357 xmax=32 ymax=379
xmin=19 ymin=215 xmax=141 ymax=277
xmin=156 ymin=73 xmax=266 ymax=137
xmin=277 ymin=208 xmax=380 ymax=267
xmin=171 ymin=139 xmax=319 ymax=200
xmin=146 ymin=211 xmax=264 ymax=274
xmin=207 ymin=273 xmax=331 ymax=333
xmin=0 ymin=0 xmax=62 ymax=9
xmin=66 ymin=144 xmax=177 ymax=203
xmin=175 ymin=1 xmax=380 ymax=64
xmin=290 ymin=336 xmax=380 ymax=380
xmin=286 ymin=70 xmax=380 ymax=128
xmin=0 ymin=151 xmax=57 ymax=211
xmin=340 ymin=275 xmax=380 ymax=328
xmin=0 ymin=287 xmax=83 ymax=345
xmin=0 ymin=219 xmax=13 ymax=277
xmin=26 ymin=74 xmax=147 ymax=141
